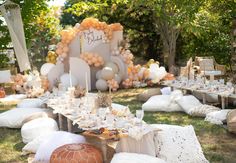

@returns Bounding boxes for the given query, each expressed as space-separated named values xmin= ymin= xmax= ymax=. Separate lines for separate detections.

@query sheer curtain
xmin=0 ymin=0 xmax=31 ymax=72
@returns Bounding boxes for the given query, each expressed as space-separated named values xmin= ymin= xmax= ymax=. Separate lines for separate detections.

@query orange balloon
xmin=63 ymin=46 xmax=69 ymax=53
xmin=56 ymin=49 xmax=63 ymax=55
xmin=61 ymin=53 xmax=67 ymax=58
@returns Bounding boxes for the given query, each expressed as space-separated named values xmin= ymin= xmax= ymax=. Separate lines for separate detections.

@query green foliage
xmin=0 ymin=0 xmax=61 ymax=68
xmin=60 ymin=0 xmax=235 ymax=68
xmin=61 ymin=0 xmax=161 ymax=61
xmin=0 ymin=53 xmax=9 ymax=69
xmin=181 ymin=0 xmax=236 ymax=66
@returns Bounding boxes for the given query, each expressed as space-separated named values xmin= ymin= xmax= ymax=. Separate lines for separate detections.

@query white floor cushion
xmin=142 ymin=95 xmax=171 ymax=112
xmin=17 ymin=98 xmax=44 ymax=108
xmin=205 ymin=109 xmax=231 ymax=125
xmin=142 ymin=94 xmax=183 ymax=112
xmin=22 ymin=132 xmax=54 ymax=154
xmin=0 ymin=107 xmax=48 ymax=128
xmin=188 ymin=104 xmax=220 ymax=117
xmin=151 ymin=124 xmax=209 ymax=163
xmin=111 ymin=153 xmax=166 ymax=163
xmin=161 ymin=87 xmax=171 ymax=95
xmin=21 ymin=117 xmax=58 ymax=143
xmin=176 ymin=95 xmax=202 ymax=113
xmin=0 ymin=94 xmax=27 ymax=104
xmin=34 ymin=131 xmax=86 ymax=163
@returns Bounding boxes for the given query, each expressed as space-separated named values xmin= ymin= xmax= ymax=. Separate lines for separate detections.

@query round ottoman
xmin=50 ymin=143 xmax=103 ymax=163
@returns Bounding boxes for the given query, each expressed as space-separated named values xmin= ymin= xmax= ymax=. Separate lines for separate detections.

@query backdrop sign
xmin=82 ymin=28 xmax=106 ymax=51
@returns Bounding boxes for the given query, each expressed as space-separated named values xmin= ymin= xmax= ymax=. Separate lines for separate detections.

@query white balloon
xmin=149 ymin=63 xmax=159 ymax=72
xmin=149 ymin=66 xmax=167 ymax=83
xmin=114 ymin=74 xmax=122 ymax=84
xmin=96 ymin=79 xmax=108 ymax=91
xmin=96 ymin=70 xmax=102 ymax=80
xmin=105 ymin=62 xmax=119 ymax=74
xmin=60 ymin=73 xmax=79 ymax=89
xmin=101 ymin=67 xmax=115 ymax=80
xmin=40 ymin=63 xmax=55 ymax=76
xmin=138 ymin=67 xmax=146 ymax=78
xmin=157 ymin=66 xmax=167 ymax=80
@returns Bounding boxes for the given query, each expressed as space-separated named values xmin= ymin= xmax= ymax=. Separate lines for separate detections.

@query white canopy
xmin=0 ymin=0 xmax=31 ymax=72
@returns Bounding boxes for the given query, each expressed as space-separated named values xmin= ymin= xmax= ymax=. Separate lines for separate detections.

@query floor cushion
xmin=0 ymin=107 xmax=48 ymax=128
xmin=17 ymin=98 xmax=44 ymax=108
xmin=160 ymin=87 xmax=171 ymax=95
xmin=22 ymin=132 xmax=54 ymax=154
xmin=205 ymin=109 xmax=231 ymax=125
xmin=50 ymin=143 xmax=103 ymax=163
xmin=21 ymin=117 xmax=58 ymax=143
xmin=227 ymin=109 xmax=236 ymax=134
xmin=111 ymin=153 xmax=166 ymax=163
xmin=0 ymin=94 xmax=27 ymax=104
xmin=142 ymin=95 xmax=171 ymax=112
xmin=142 ymin=92 xmax=183 ymax=112
xmin=188 ymin=105 xmax=220 ymax=117
xmin=151 ymin=124 xmax=209 ymax=163
xmin=137 ymin=88 xmax=161 ymax=102
xmin=22 ymin=109 xmax=57 ymax=125
xmin=34 ymin=131 xmax=86 ymax=163
xmin=176 ymin=95 xmax=202 ymax=114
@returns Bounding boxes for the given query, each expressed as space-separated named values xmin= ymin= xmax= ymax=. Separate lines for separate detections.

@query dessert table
xmin=44 ymin=92 xmax=158 ymax=162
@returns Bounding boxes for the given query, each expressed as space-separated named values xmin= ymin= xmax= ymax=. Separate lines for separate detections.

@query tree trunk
xmin=160 ymin=26 xmax=179 ymax=74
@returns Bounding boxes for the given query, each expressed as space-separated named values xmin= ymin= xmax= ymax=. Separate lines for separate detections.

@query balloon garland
xmin=122 ymin=78 xmax=133 ymax=89
xmin=80 ymin=52 xmax=104 ymax=67
xmin=41 ymin=76 xmax=50 ymax=91
xmin=54 ymin=18 xmax=123 ymax=62
xmin=46 ymin=17 xmax=174 ymax=92
xmin=107 ymin=79 xmax=119 ymax=91
xmin=120 ymin=49 xmax=134 ymax=65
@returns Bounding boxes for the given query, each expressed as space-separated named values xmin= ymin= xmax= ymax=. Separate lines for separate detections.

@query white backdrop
xmin=0 ymin=0 xmax=31 ymax=72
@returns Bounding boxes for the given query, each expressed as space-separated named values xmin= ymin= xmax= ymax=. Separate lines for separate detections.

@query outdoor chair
xmin=194 ymin=56 xmax=226 ymax=77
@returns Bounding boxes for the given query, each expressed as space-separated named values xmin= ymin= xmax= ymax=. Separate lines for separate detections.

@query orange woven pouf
xmin=50 ymin=143 xmax=103 ymax=163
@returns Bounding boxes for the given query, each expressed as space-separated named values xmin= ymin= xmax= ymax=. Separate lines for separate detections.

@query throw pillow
xmin=151 ymin=124 xmax=209 ymax=163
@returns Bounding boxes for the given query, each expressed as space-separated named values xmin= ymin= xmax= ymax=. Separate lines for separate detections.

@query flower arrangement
xmin=11 ymin=73 xmax=26 ymax=93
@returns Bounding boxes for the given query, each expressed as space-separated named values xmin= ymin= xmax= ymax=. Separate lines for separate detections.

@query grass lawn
xmin=0 ymin=88 xmax=236 ymax=163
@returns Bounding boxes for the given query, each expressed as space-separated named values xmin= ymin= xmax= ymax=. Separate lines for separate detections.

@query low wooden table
xmin=82 ymin=130 xmax=127 ymax=163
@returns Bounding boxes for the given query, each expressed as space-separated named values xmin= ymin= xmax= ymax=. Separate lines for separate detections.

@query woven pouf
xmin=50 ymin=143 xmax=103 ymax=163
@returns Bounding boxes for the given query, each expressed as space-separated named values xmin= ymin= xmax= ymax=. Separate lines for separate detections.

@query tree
xmin=131 ymin=0 xmax=203 ymax=71
xmin=0 ymin=0 xmax=60 ymax=68
xmin=181 ymin=0 xmax=236 ymax=67
xmin=60 ymin=0 xmax=161 ymax=62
